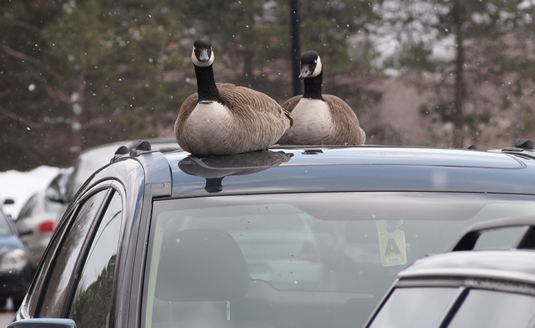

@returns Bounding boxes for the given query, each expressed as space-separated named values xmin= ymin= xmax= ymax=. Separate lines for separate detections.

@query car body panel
xmin=398 ymin=250 xmax=535 ymax=284
xmin=168 ymin=147 xmax=535 ymax=197
xmin=12 ymin=143 xmax=535 ymax=328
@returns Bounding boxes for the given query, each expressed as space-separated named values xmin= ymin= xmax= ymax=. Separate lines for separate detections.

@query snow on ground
xmin=0 ymin=166 xmax=60 ymax=218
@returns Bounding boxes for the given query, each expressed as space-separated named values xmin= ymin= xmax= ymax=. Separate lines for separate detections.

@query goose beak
xmin=299 ymin=65 xmax=312 ymax=79
xmin=198 ymin=48 xmax=210 ymax=62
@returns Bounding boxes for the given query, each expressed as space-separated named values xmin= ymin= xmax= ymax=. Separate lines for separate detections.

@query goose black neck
xmin=302 ymin=71 xmax=324 ymax=100
xmin=195 ymin=65 xmax=224 ymax=103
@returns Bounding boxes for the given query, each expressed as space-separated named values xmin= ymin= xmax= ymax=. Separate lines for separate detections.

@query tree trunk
xmin=452 ymin=0 xmax=465 ymax=148
xmin=290 ymin=0 xmax=302 ymax=96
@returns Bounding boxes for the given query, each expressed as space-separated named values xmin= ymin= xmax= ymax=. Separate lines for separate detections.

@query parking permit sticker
xmin=376 ymin=220 xmax=407 ymax=267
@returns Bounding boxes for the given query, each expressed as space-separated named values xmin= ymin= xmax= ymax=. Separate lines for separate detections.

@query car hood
xmin=0 ymin=235 xmax=25 ymax=254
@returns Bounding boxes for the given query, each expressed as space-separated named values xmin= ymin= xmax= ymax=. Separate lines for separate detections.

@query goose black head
xmin=299 ymin=50 xmax=322 ymax=80
xmin=192 ymin=39 xmax=214 ymax=67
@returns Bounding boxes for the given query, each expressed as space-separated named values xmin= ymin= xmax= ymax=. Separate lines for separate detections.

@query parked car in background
xmin=0 ymin=207 xmax=33 ymax=310
xmin=365 ymin=216 xmax=535 ymax=328
xmin=10 ymin=140 xmax=535 ymax=328
xmin=46 ymin=138 xmax=178 ymax=205
xmin=13 ymin=190 xmax=66 ymax=269
xmin=1 ymin=198 xmax=15 ymax=220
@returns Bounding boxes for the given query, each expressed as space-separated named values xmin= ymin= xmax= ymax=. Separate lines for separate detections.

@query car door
xmin=16 ymin=181 xmax=126 ymax=328
xmin=67 ymin=188 xmax=124 ymax=327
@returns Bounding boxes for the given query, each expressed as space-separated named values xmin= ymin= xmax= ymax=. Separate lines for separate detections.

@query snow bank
xmin=0 ymin=166 xmax=60 ymax=218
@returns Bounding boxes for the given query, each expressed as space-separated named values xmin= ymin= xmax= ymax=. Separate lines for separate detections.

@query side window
xmin=38 ymin=190 xmax=108 ymax=318
xmin=17 ymin=194 xmax=37 ymax=220
xmin=69 ymin=191 xmax=123 ymax=328
xmin=27 ymin=202 xmax=77 ymax=316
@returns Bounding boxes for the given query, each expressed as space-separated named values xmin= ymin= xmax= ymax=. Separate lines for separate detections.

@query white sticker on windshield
xmin=376 ymin=220 xmax=407 ymax=267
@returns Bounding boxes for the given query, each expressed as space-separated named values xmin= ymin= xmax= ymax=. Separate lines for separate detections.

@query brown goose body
xmin=175 ymin=83 xmax=291 ymax=156
xmin=278 ymin=95 xmax=366 ymax=145
xmin=174 ymin=40 xmax=291 ymax=156
xmin=278 ymin=50 xmax=365 ymax=146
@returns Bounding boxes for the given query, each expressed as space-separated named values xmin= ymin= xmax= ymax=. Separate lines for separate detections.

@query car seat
xmin=153 ymin=228 xmax=272 ymax=328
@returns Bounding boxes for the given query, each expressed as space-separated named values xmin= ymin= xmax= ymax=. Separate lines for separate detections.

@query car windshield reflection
xmin=0 ymin=212 xmax=11 ymax=236
xmin=144 ymin=192 xmax=535 ymax=328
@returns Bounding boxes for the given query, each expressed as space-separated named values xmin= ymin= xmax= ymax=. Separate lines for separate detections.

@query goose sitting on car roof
xmin=175 ymin=39 xmax=292 ymax=156
xmin=278 ymin=50 xmax=366 ymax=146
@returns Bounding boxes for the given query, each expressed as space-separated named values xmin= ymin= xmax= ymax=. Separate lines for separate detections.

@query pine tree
xmin=380 ymin=0 xmax=535 ymax=148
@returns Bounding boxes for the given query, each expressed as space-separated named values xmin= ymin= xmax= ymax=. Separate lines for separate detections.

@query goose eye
xmin=314 ymin=59 xmax=317 ymax=63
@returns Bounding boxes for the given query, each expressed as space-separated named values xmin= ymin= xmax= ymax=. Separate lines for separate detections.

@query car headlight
xmin=0 ymin=249 xmax=28 ymax=272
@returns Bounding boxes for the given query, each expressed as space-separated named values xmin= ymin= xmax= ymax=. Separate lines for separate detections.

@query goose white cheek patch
xmin=309 ymin=56 xmax=322 ymax=78
xmin=192 ymin=48 xmax=215 ymax=67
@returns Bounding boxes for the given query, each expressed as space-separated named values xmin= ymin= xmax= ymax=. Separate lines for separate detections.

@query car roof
xmin=76 ymin=138 xmax=177 ymax=172
xmin=88 ymin=140 xmax=535 ymax=201
xmin=67 ymin=138 xmax=178 ymax=199
xmin=398 ymin=250 xmax=535 ymax=285
xmin=395 ymin=215 xmax=535 ymax=286
xmin=150 ymin=145 xmax=535 ymax=197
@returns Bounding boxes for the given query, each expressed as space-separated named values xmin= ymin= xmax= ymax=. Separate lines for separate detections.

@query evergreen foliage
xmin=2 ymin=0 xmax=535 ymax=169
xmin=381 ymin=0 xmax=535 ymax=147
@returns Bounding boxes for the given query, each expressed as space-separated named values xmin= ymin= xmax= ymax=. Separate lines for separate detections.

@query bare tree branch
xmin=0 ymin=106 xmax=44 ymax=128
xmin=2 ymin=45 xmax=62 ymax=81
xmin=0 ymin=19 xmax=40 ymax=33
xmin=81 ymin=117 xmax=113 ymax=129
xmin=45 ymin=85 xmax=72 ymax=104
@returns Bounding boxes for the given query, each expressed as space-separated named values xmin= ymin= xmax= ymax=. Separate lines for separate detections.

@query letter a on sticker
xmin=385 ymin=238 xmax=400 ymax=255
xmin=376 ymin=220 xmax=407 ymax=267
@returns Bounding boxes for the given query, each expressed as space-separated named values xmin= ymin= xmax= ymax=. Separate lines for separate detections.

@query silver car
xmin=14 ymin=190 xmax=65 ymax=269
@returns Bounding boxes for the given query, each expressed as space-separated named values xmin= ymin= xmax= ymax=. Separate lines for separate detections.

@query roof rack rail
xmin=446 ymin=216 xmax=535 ymax=252
xmin=129 ymin=139 xmax=153 ymax=157
xmin=110 ymin=145 xmax=130 ymax=163
xmin=495 ymin=138 xmax=535 ymax=159
xmin=516 ymin=138 xmax=534 ymax=150
xmin=110 ymin=139 xmax=158 ymax=163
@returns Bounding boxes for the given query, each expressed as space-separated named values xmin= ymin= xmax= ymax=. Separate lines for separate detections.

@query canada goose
xmin=175 ymin=39 xmax=292 ymax=156
xmin=278 ymin=50 xmax=366 ymax=145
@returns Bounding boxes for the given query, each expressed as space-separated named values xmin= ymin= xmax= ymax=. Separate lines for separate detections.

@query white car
xmin=13 ymin=190 xmax=64 ymax=269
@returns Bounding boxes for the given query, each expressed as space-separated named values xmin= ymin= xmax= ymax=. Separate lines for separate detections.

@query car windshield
xmin=0 ymin=212 xmax=12 ymax=236
xmin=144 ymin=192 xmax=535 ymax=328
